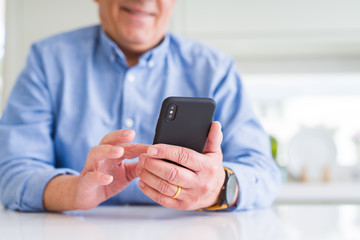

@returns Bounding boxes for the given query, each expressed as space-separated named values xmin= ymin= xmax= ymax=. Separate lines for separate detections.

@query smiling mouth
xmin=121 ymin=7 xmax=154 ymax=17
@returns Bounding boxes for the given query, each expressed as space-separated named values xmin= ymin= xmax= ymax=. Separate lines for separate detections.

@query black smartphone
xmin=153 ymin=97 xmax=216 ymax=158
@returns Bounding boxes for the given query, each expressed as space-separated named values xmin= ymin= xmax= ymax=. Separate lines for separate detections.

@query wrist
xmin=209 ymin=168 xmax=226 ymax=207
xmin=200 ymin=167 xmax=238 ymax=211
xmin=43 ymin=174 xmax=79 ymax=211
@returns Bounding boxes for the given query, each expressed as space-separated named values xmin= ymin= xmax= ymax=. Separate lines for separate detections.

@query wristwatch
xmin=201 ymin=167 xmax=238 ymax=211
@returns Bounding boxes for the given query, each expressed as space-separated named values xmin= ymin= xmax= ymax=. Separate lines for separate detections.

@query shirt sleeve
xmin=0 ymin=44 xmax=79 ymax=212
xmin=212 ymin=60 xmax=281 ymax=211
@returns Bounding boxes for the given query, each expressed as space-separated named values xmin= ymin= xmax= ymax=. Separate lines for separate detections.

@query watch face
xmin=226 ymin=175 xmax=237 ymax=205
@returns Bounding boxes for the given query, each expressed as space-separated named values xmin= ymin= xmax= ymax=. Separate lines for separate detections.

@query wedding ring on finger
xmin=172 ymin=186 xmax=182 ymax=199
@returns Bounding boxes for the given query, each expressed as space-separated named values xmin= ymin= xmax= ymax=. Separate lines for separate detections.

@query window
xmin=243 ymin=73 xmax=360 ymax=182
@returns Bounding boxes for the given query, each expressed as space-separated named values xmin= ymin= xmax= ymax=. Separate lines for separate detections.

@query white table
xmin=0 ymin=204 xmax=359 ymax=240
xmin=277 ymin=183 xmax=360 ymax=203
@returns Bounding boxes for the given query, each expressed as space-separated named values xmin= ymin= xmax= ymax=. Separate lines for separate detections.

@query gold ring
xmin=172 ymin=186 xmax=182 ymax=199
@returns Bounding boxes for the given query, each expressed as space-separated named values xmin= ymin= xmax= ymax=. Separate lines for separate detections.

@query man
xmin=0 ymin=0 xmax=280 ymax=212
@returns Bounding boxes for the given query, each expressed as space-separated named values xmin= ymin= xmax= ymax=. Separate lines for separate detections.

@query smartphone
xmin=153 ymin=97 xmax=216 ymax=158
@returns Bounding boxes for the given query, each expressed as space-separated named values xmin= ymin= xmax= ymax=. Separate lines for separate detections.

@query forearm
xmin=0 ymin=157 xmax=80 ymax=211
xmin=43 ymin=175 xmax=79 ymax=211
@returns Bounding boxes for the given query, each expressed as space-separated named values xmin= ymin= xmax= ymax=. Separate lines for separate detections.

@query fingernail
xmin=148 ymin=147 xmax=158 ymax=156
xmin=122 ymin=130 xmax=130 ymax=137
xmin=104 ymin=175 xmax=113 ymax=182
xmin=137 ymin=166 xmax=142 ymax=176
xmin=112 ymin=145 xmax=120 ymax=152
xmin=139 ymin=155 xmax=145 ymax=165
xmin=139 ymin=180 xmax=145 ymax=188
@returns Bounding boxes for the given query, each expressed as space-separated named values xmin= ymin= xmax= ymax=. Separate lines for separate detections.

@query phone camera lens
xmin=166 ymin=104 xmax=177 ymax=121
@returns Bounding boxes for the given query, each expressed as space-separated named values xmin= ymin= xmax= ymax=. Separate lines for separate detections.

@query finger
xmin=86 ymin=145 xmax=124 ymax=169
xmin=124 ymin=162 xmax=140 ymax=182
xmin=138 ymin=180 xmax=182 ymax=210
xmin=140 ymin=156 xmax=197 ymax=188
xmin=203 ymin=121 xmax=223 ymax=154
xmin=137 ymin=165 xmax=181 ymax=198
xmin=81 ymin=171 xmax=113 ymax=190
xmin=100 ymin=129 xmax=135 ymax=145
xmin=122 ymin=143 xmax=150 ymax=159
xmin=147 ymin=144 xmax=202 ymax=171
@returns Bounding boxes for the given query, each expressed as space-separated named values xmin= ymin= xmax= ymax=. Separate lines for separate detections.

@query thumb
xmin=124 ymin=162 xmax=140 ymax=182
xmin=203 ymin=121 xmax=223 ymax=154
xmin=81 ymin=171 xmax=113 ymax=190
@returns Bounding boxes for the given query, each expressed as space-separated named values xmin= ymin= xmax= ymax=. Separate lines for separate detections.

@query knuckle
xmin=178 ymin=148 xmax=190 ymax=166
xmin=142 ymin=156 xmax=152 ymax=169
xmin=90 ymin=145 xmax=111 ymax=158
xmin=163 ymin=146 xmax=172 ymax=160
xmin=200 ymin=183 xmax=210 ymax=195
xmin=87 ymin=148 xmax=101 ymax=169
xmin=208 ymin=165 xmax=217 ymax=175
xmin=99 ymin=135 xmax=108 ymax=145
xmin=100 ymin=131 xmax=117 ymax=145
xmin=168 ymin=167 xmax=179 ymax=183
xmin=82 ymin=172 xmax=94 ymax=188
xmin=88 ymin=146 xmax=97 ymax=158
xmin=189 ymin=194 xmax=199 ymax=206
xmin=139 ymin=153 xmax=147 ymax=164
xmin=182 ymin=202 xmax=193 ymax=211
xmin=193 ymin=195 xmax=199 ymax=205
xmin=173 ymin=200 xmax=182 ymax=210
xmin=158 ymin=179 xmax=169 ymax=194
xmin=155 ymin=193 xmax=166 ymax=206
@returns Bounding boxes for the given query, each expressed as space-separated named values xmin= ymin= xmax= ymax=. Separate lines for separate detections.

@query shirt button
xmin=125 ymin=118 xmax=134 ymax=128
xmin=110 ymin=55 xmax=116 ymax=62
xmin=148 ymin=60 xmax=155 ymax=68
xmin=127 ymin=73 xmax=135 ymax=83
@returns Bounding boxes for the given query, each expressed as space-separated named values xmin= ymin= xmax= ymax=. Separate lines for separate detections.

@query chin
xmin=121 ymin=28 xmax=155 ymax=47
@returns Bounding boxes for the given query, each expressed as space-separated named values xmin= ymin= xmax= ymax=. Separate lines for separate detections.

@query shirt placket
xmin=121 ymin=68 xmax=141 ymax=131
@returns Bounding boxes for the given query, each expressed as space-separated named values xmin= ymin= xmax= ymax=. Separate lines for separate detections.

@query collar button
xmin=148 ymin=60 xmax=155 ymax=68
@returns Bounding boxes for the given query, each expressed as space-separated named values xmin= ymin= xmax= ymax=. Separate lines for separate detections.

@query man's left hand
xmin=136 ymin=121 xmax=227 ymax=210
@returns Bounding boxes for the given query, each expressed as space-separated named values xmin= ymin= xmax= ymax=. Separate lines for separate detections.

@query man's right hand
xmin=44 ymin=129 xmax=149 ymax=211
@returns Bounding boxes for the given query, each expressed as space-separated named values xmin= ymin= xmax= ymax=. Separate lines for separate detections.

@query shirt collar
xmin=99 ymin=26 xmax=170 ymax=68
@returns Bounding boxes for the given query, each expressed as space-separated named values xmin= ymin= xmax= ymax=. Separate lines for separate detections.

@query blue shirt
xmin=0 ymin=25 xmax=280 ymax=211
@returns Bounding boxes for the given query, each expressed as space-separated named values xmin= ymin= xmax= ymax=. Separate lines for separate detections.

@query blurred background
xmin=1 ymin=0 xmax=360 ymax=203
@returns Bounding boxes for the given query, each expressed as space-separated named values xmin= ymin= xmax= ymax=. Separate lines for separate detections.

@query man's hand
xmin=44 ymin=129 xmax=149 ymax=211
xmin=73 ymin=129 xmax=149 ymax=210
xmin=137 ymin=122 xmax=233 ymax=210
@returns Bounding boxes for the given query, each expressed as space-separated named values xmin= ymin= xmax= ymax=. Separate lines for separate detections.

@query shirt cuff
xmin=21 ymin=168 xmax=79 ymax=212
xmin=222 ymin=162 xmax=258 ymax=211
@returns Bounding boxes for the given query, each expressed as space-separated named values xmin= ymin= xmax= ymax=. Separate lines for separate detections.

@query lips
xmin=121 ymin=7 xmax=154 ymax=17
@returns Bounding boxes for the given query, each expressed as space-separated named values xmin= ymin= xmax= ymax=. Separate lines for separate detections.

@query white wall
xmin=3 ymin=0 xmax=99 ymax=110
xmin=174 ymin=0 xmax=360 ymax=58
xmin=172 ymin=0 xmax=360 ymax=74
xmin=3 ymin=0 xmax=360 ymax=109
